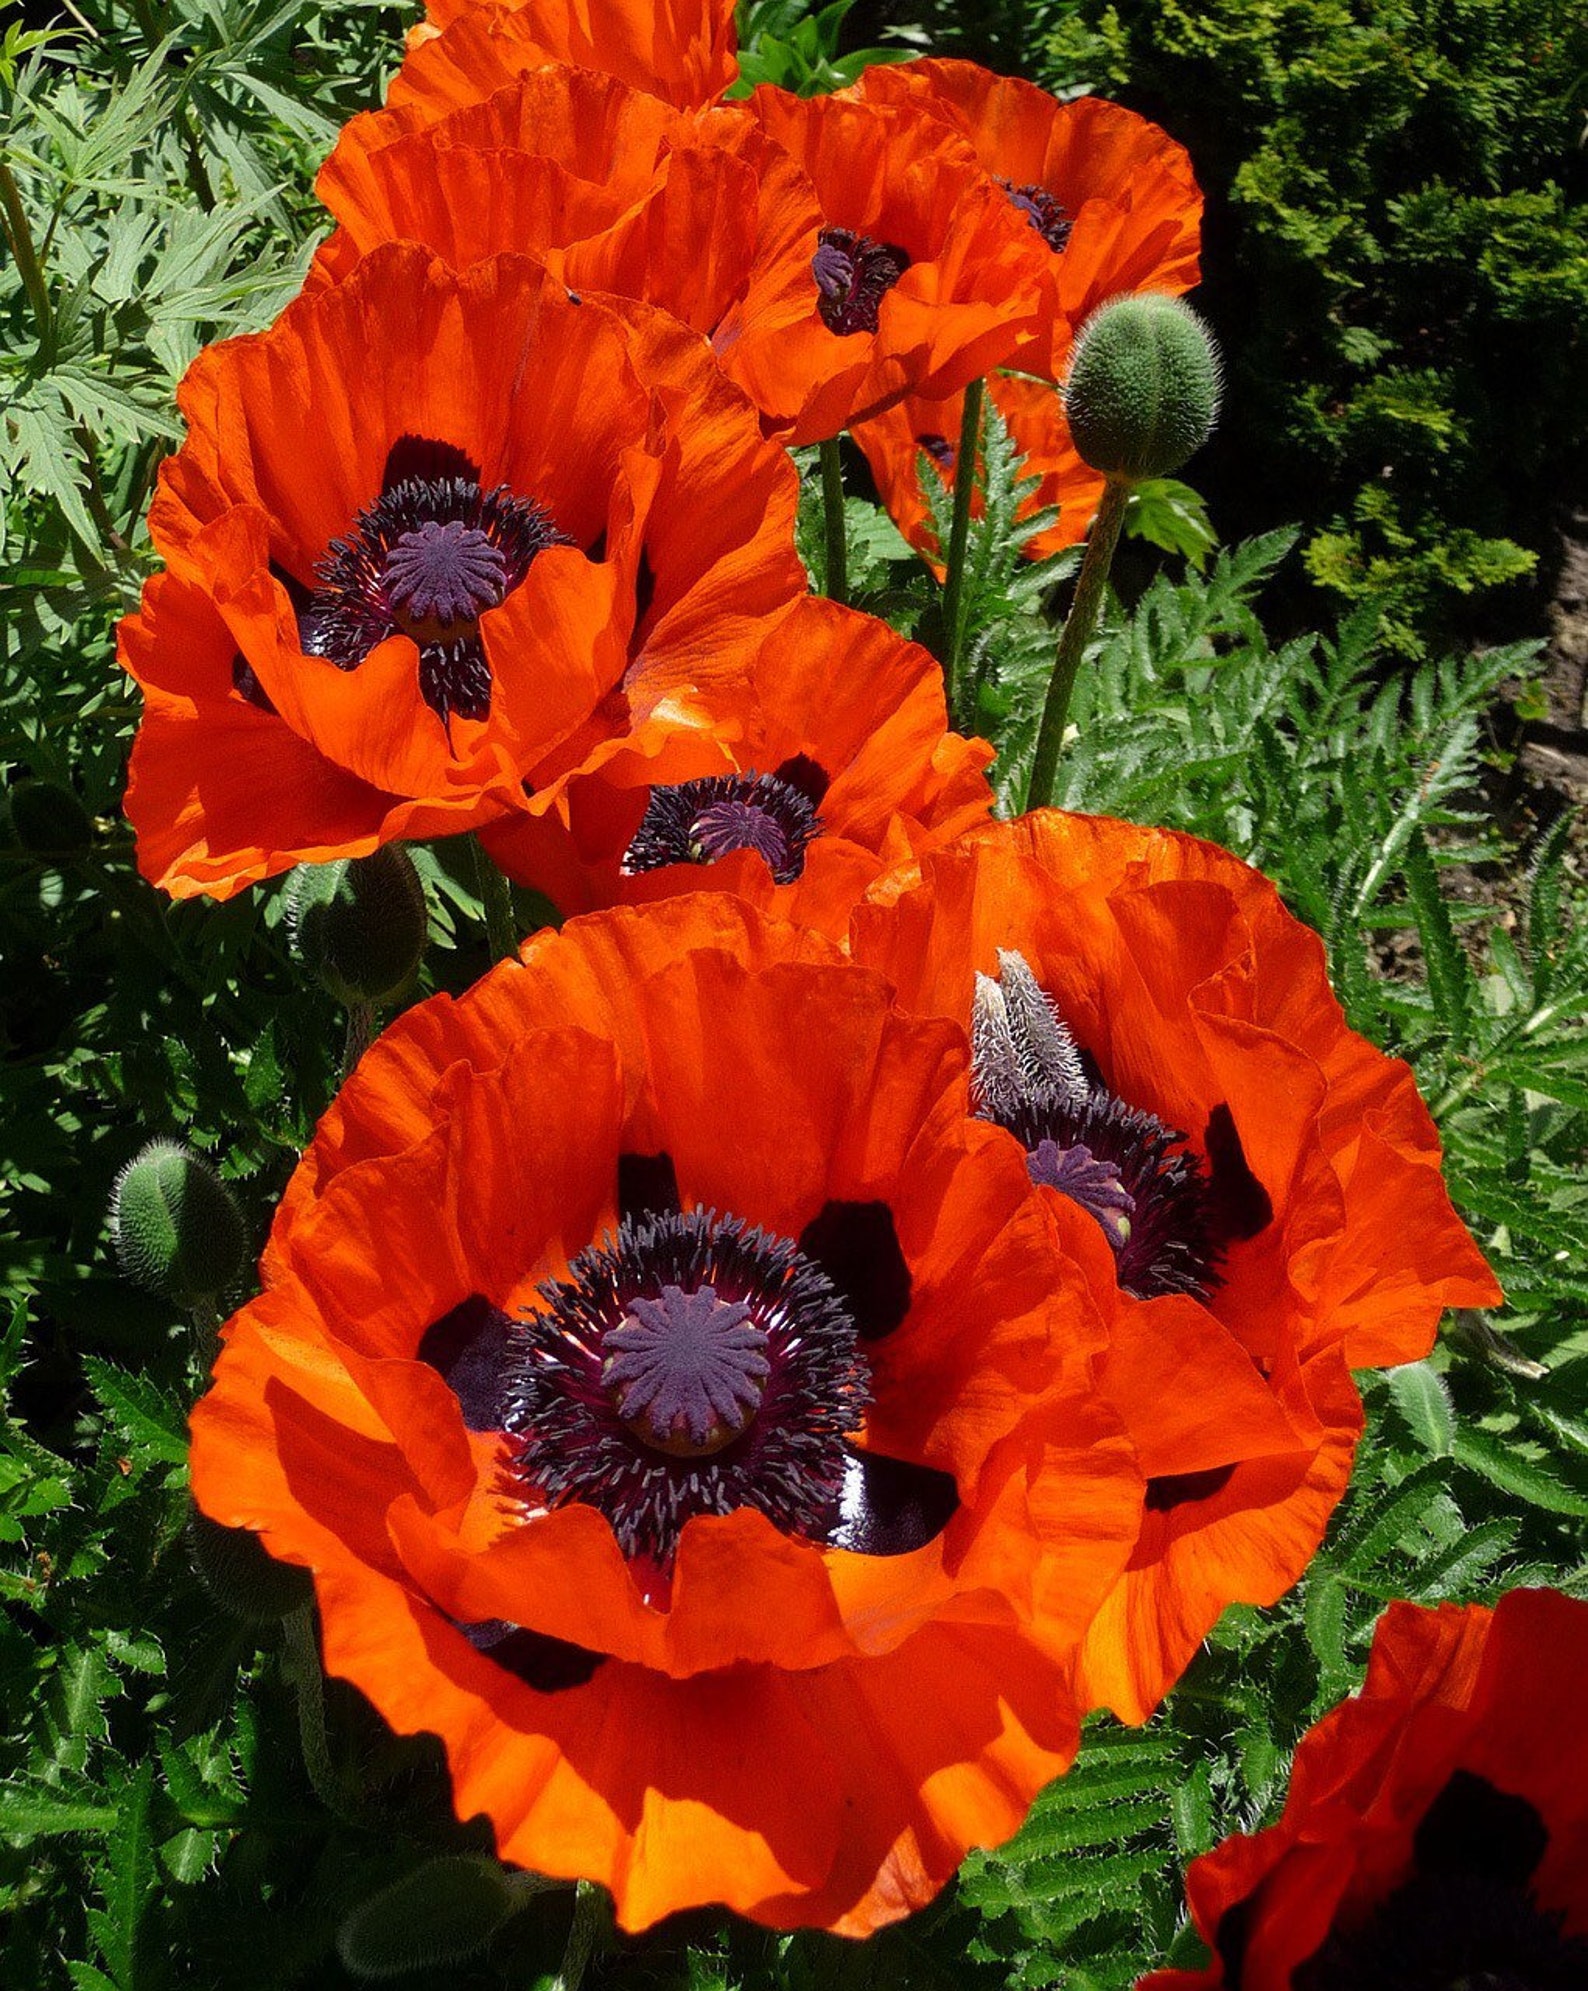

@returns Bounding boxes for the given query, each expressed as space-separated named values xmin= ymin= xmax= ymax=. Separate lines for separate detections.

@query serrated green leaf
xmin=0 ymin=1783 xmax=118 ymax=1838
xmin=81 ymin=1358 xmax=188 ymax=1468
xmin=1453 ymin=1428 xmax=1588 ymax=1517
xmin=1384 ymin=1362 xmax=1456 ymax=1456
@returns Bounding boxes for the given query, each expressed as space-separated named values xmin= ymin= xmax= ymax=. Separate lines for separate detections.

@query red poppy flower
xmin=400 ymin=0 xmax=739 ymax=113
xmin=855 ymin=59 xmax=1202 ymax=381
xmin=712 ymin=87 xmax=1050 ymax=443
xmin=849 ymin=812 xmax=1500 ymax=1720
xmin=311 ymin=72 xmax=821 ymax=355
xmin=1143 ymin=1589 xmax=1588 ymax=1990
xmin=477 ymin=596 xmax=994 ymax=936
xmin=190 ymin=897 xmax=1149 ymax=1932
xmin=119 ymin=244 xmax=803 ymax=899
xmin=851 ymin=371 xmax=1108 ymax=578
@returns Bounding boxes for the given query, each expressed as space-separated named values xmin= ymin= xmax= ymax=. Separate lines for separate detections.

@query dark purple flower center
xmin=622 ymin=771 xmax=824 ymax=886
xmin=999 ymin=179 xmax=1073 ymax=254
xmin=812 ymin=227 xmax=912 ymax=336
xmin=383 ymin=520 xmax=509 ymax=634
xmin=1291 ymin=1775 xmax=1585 ymax=1991
xmin=604 ymin=1284 xmax=770 ymax=1457
xmin=502 ymin=1209 xmax=870 ymax=1566
xmin=295 ymin=435 xmax=567 ymax=727
xmin=1027 ymin=1138 xmax=1136 ymax=1245
xmin=972 ymin=949 xmax=1218 ymax=1299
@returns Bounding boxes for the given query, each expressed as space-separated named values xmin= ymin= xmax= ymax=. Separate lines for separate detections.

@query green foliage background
xmin=898 ymin=0 xmax=1588 ymax=654
xmin=2 ymin=4 xmax=1586 ymax=1988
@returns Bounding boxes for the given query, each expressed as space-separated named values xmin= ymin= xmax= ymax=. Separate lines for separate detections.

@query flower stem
xmin=818 ymin=436 xmax=848 ymax=606
xmin=556 ymin=1881 xmax=610 ymax=1991
xmin=471 ymin=835 xmax=518 ymax=963
xmin=342 ymin=1001 xmax=376 ymax=1079
xmin=281 ymin=1604 xmax=375 ymax=1827
xmin=939 ymin=375 xmax=984 ymax=727
xmin=1026 ymin=478 xmax=1130 ymax=809
xmin=187 ymin=1297 xmax=220 ymax=1369
xmin=0 ymin=156 xmax=52 ymax=355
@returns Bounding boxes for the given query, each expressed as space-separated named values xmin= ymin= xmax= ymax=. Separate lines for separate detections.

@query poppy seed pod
xmin=287 ymin=847 xmax=428 ymax=1008
xmin=111 ymin=1138 xmax=247 ymax=1308
xmin=1063 ymin=293 xmax=1219 ymax=482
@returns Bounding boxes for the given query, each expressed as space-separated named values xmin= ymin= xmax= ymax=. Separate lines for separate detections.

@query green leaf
xmin=0 ymin=1782 xmax=118 ymax=1839
xmin=1453 ymin=1428 xmax=1588 ymax=1518
xmin=98 ymin=1760 xmax=157 ymax=1990
xmin=1401 ymin=827 xmax=1474 ymax=1049
xmin=81 ymin=1358 xmax=188 ymax=1469
xmin=1384 ymin=1362 xmax=1456 ymax=1456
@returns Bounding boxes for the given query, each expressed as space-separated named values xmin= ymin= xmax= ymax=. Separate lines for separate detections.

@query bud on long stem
xmin=1026 ymin=292 xmax=1221 ymax=801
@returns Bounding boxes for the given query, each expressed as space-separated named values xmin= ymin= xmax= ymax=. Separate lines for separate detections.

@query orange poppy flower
xmin=311 ymin=72 xmax=822 ymax=354
xmin=1143 ymin=1589 xmax=1588 ymax=1990
xmin=119 ymin=244 xmax=803 ymax=899
xmin=400 ymin=0 xmax=738 ymax=113
xmin=477 ymin=596 xmax=994 ymax=936
xmin=713 ymin=87 xmax=1050 ymax=443
xmin=851 ymin=371 xmax=1108 ymax=578
xmin=191 ymin=897 xmax=1148 ymax=1933
xmin=849 ymin=812 xmax=1500 ymax=1720
xmin=856 ymin=59 xmax=1202 ymax=381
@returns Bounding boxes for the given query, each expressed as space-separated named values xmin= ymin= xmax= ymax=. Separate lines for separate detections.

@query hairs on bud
xmin=286 ymin=846 xmax=428 ymax=1008
xmin=110 ymin=1137 xmax=247 ymax=1307
xmin=1063 ymin=292 xmax=1222 ymax=483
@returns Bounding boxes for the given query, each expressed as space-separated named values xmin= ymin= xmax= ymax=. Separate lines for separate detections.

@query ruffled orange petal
xmin=856 ymin=60 xmax=1202 ymax=380
xmin=715 ymin=89 xmax=1046 ymax=441
xmin=395 ymin=0 xmax=737 ymax=117
xmin=485 ymin=596 xmax=992 ymax=935
xmin=1078 ymin=1343 xmax=1361 ymax=1724
xmin=1148 ymin=1590 xmax=1588 ymax=1990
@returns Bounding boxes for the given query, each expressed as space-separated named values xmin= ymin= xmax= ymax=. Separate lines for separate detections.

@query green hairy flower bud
xmin=337 ymin=1856 xmax=530 ymax=1979
xmin=186 ymin=1507 xmax=311 ymax=1624
xmin=111 ymin=1139 xmax=247 ymax=1307
xmin=287 ymin=847 xmax=428 ymax=1008
xmin=1064 ymin=293 xmax=1221 ymax=482
xmin=6 ymin=779 xmax=93 ymax=852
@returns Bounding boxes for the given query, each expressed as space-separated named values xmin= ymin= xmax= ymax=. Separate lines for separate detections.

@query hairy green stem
xmin=471 ymin=835 xmax=518 ymax=962
xmin=75 ymin=424 xmax=128 ymax=557
xmin=0 ymin=156 xmax=52 ymax=354
xmin=938 ymin=375 xmax=984 ymax=727
xmin=556 ymin=1881 xmax=610 ymax=1991
xmin=342 ymin=1001 xmax=376 ymax=1080
xmin=187 ymin=1296 xmax=220 ymax=1369
xmin=818 ymin=436 xmax=848 ymax=606
xmin=1026 ymin=478 xmax=1130 ymax=809
xmin=281 ymin=1605 xmax=368 ymax=1826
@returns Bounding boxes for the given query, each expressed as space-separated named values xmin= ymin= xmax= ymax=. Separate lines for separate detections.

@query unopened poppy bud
xmin=111 ymin=1139 xmax=247 ymax=1307
xmin=336 ymin=1855 xmax=530 ymax=1979
xmin=287 ymin=847 xmax=428 ymax=1007
xmin=1064 ymin=293 xmax=1220 ymax=482
xmin=186 ymin=1507 xmax=311 ymax=1625
xmin=7 ymin=779 xmax=93 ymax=852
